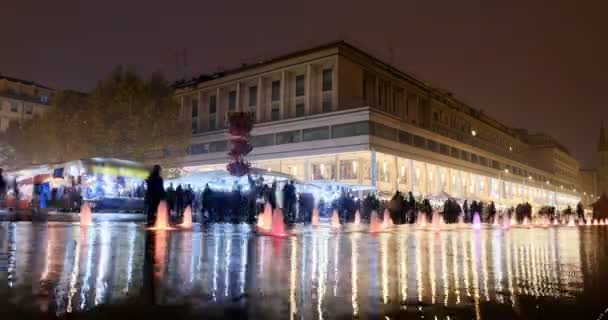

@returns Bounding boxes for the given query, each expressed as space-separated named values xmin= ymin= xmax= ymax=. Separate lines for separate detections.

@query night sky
xmin=1 ymin=0 xmax=606 ymax=168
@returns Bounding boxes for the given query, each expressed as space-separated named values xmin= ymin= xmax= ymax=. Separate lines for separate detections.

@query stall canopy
xmin=428 ymin=190 xmax=456 ymax=202
xmin=593 ymin=194 xmax=608 ymax=220
xmin=167 ymin=168 xmax=295 ymax=190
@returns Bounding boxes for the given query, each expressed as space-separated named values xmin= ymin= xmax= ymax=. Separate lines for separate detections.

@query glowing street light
xmin=471 ymin=129 xmax=477 ymax=137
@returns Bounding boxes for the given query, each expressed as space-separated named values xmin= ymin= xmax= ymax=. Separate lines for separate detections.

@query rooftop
xmin=0 ymin=74 xmax=54 ymax=91
xmin=174 ymin=40 xmax=572 ymax=159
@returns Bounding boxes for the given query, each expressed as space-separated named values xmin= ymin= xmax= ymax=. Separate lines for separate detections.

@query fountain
xmin=522 ymin=217 xmax=530 ymax=226
xmin=604 ymin=219 xmax=608 ymax=225
xmin=510 ymin=214 xmax=517 ymax=226
xmin=431 ymin=210 xmax=442 ymax=231
xmin=593 ymin=219 xmax=599 ymax=226
xmin=353 ymin=210 xmax=361 ymax=225
xmin=418 ymin=212 xmax=428 ymax=227
xmin=586 ymin=219 xmax=592 ymax=226
xmin=270 ymin=209 xmax=288 ymax=237
xmin=472 ymin=212 xmax=482 ymax=230
xmin=369 ymin=210 xmax=382 ymax=233
xmin=502 ymin=215 xmax=510 ymax=229
xmin=179 ymin=206 xmax=193 ymax=228
xmin=311 ymin=208 xmax=320 ymax=226
xmin=148 ymin=201 xmax=172 ymax=230
xmin=457 ymin=214 xmax=465 ymax=226
xmin=382 ymin=209 xmax=394 ymax=229
xmin=257 ymin=203 xmax=273 ymax=231
xmin=553 ymin=219 xmax=559 ymax=226
xmin=493 ymin=216 xmax=499 ymax=226
xmin=601 ymin=220 xmax=606 ymax=226
xmin=331 ymin=210 xmax=341 ymax=229
xmin=568 ymin=216 xmax=576 ymax=227
xmin=80 ymin=202 xmax=92 ymax=227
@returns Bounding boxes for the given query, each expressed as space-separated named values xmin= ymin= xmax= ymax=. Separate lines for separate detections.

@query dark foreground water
xmin=1 ymin=222 xmax=608 ymax=319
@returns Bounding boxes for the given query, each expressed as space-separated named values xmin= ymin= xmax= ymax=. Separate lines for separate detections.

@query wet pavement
xmin=1 ymin=222 xmax=608 ymax=319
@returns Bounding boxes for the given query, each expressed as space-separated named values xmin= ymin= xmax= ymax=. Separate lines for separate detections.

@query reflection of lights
xmin=67 ymin=229 xmax=83 ymax=313
xmin=225 ymin=236 xmax=232 ymax=297
xmin=333 ymin=234 xmax=340 ymax=296
xmin=429 ymin=232 xmax=436 ymax=304
xmin=352 ymin=161 xmax=357 ymax=174
xmin=399 ymin=233 xmax=407 ymax=305
xmin=452 ymin=234 xmax=460 ymax=304
xmin=381 ymin=234 xmax=389 ymax=304
xmin=441 ymin=233 xmax=448 ymax=305
xmin=416 ymin=231 xmax=423 ymax=302
xmin=318 ymin=236 xmax=328 ymax=319
xmin=95 ymin=223 xmax=111 ymax=305
xmin=289 ymin=238 xmax=298 ymax=319
xmin=351 ymin=234 xmax=359 ymax=317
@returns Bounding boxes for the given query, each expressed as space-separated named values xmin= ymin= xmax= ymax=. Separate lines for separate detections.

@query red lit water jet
xmin=382 ymin=209 xmax=394 ymax=229
xmin=179 ymin=206 xmax=193 ymax=228
xmin=311 ymin=208 xmax=320 ymax=226
xmin=418 ymin=213 xmax=428 ymax=227
xmin=257 ymin=203 xmax=273 ymax=231
xmin=431 ymin=210 xmax=442 ymax=231
xmin=79 ymin=202 xmax=92 ymax=227
xmin=147 ymin=201 xmax=174 ymax=230
xmin=369 ymin=210 xmax=382 ymax=233
xmin=270 ymin=209 xmax=288 ymax=237
xmin=331 ymin=209 xmax=341 ymax=230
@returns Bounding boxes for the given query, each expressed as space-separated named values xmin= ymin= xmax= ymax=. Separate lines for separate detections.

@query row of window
xmin=189 ymin=69 xmax=333 ymax=134
xmin=0 ymin=99 xmax=33 ymax=114
xmin=188 ymin=121 xmax=563 ymax=189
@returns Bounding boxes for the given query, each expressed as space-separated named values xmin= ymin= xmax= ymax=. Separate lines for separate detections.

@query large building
xmin=596 ymin=122 xmax=608 ymax=196
xmin=0 ymin=75 xmax=54 ymax=132
xmin=174 ymin=41 xmax=580 ymax=209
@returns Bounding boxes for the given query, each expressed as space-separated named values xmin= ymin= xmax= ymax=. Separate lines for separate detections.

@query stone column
xmin=256 ymin=77 xmax=263 ymax=122
xmin=305 ymin=64 xmax=312 ymax=115
xmin=235 ymin=82 xmax=241 ymax=112
xmin=280 ymin=70 xmax=287 ymax=119
xmin=371 ymin=150 xmax=377 ymax=190
xmin=305 ymin=159 xmax=310 ymax=182
xmin=334 ymin=154 xmax=339 ymax=182
xmin=409 ymin=159 xmax=414 ymax=194
xmin=216 ymin=87 xmax=222 ymax=128
xmin=393 ymin=156 xmax=399 ymax=192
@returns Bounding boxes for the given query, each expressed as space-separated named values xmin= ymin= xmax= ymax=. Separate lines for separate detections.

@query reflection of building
xmin=0 ymin=75 xmax=54 ymax=132
xmin=175 ymin=41 xmax=580 ymax=208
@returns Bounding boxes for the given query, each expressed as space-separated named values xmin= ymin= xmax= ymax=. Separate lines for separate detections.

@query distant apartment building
xmin=0 ymin=75 xmax=54 ymax=132
xmin=174 ymin=41 xmax=581 ymax=209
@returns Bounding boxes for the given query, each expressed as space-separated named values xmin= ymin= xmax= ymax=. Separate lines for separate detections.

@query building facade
xmin=0 ymin=75 xmax=54 ymax=132
xmin=596 ymin=122 xmax=608 ymax=197
xmin=174 ymin=42 xmax=580 ymax=209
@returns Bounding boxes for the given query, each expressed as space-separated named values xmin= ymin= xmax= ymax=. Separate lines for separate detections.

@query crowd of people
xmin=143 ymin=165 xmax=590 ymax=227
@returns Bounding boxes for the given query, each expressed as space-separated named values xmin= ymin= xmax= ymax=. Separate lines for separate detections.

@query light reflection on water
xmin=0 ymin=222 xmax=607 ymax=319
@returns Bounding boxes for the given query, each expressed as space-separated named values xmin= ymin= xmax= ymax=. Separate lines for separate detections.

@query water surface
xmin=1 ymin=222 xmax=607 ymax=319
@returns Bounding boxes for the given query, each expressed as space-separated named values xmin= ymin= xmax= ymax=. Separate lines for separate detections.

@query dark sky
xmin=1 ymin=0 xmax=606 ymax=168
